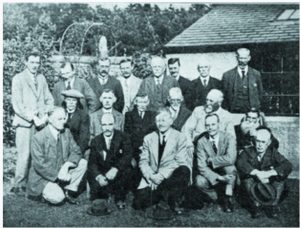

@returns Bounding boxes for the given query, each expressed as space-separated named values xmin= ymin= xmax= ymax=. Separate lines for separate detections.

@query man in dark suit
xmin=222 ymin=48 xmax=264 ymax=113
xmin=167 ymin=87 xmax=191 ymax=131
xmin=52 ymin=61 xmax=98 ymax=113
xmin=236 ymin=126 xmax=292 ymax=218
xmin=167 ymin=58 xmax=193 ymax=110
xmin=195 ymin=113 xmax=237 ymax=213
xmin=87 ymin=113 xmax=132 ymax=209
xmin=87 ymin=58 xmax=124 ymax=113
xmin=124 ymin=93 xmax=156 ymax=190
xmin=191 ymin=59 xmax=221 ymax=110
xmin=138 ymin=56 xmax=179 ymax=111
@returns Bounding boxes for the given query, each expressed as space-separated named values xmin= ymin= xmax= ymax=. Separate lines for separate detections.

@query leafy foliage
xmin=3 ymin=3 xmax=208 ymax=145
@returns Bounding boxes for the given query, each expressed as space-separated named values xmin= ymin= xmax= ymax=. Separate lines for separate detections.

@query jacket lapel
xmin=152 ymin=131 xmax=159 ymax=166
xmin=24 ymin=70 xmax=38 ymax=98
xmin=217 ymin=132 xmax=225 ymax=156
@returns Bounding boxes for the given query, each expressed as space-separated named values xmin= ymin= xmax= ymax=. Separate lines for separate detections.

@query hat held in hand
xmin=61 ymin=89 xmax=84 ymax=99
xmin=250 ymin=182 xmax=277 ymax=206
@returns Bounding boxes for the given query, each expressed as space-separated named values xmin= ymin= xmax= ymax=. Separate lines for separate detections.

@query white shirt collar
xmin=48 ymin=125 xmax=60 ymax=141
xmin=200 ymin=76 xmax=210 ymax=85
xmin=102 ymin=108 xmax=112 ymax=114
xmin=159 ymin=129 xmax=171 ymax=144
xmin=65 ymin=76 xmax=75 ymax=88
xmin=209 ymin=133 xmax=219 ymax=145
xmin=155 ymin=75 xmax=164 ymax=85
xmin=98 ymin=75 xmax=108 ymax=85
xmin=237 ymin=66 xmax=248 ymax=78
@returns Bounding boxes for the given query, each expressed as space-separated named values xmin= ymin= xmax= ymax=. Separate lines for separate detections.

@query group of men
xmin=10 ymin=47 xmax=292 ymax=219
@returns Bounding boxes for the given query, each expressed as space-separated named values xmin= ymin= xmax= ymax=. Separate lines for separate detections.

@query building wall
xmin=166 ymin=52 xmax=237 ymax=80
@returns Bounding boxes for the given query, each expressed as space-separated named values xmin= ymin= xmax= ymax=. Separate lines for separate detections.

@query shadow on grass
xmin=3 ymin=179 xmax=299 ymax=227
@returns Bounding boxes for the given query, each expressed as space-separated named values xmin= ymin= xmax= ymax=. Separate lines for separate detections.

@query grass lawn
xmin=3 ymin=147 xmax=299 ymax=227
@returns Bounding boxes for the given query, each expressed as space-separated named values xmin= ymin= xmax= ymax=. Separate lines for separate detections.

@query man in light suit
xmin=87 ymin=58 xmax=124 ymax=113
xmin=191 ymin=59 xmax=221 ymax=110
xmin=27 ymin=107 xmax=87 ymax=205
xmin=90 ymin=89 xmax=124 ymax=140
xmin=138 ymin=56 xmax=179 ymax=111
xmin=222 ymin=48 xmax=264 ymax=113
xmin=133 ymin=108 xmax=191 ymax=214
xmin=118 ymin=58 xmax=142 ymax=114
xmin=182 ymin=89 xmax=235 ymax=147
xmin=167 ymin=87 xmax=191 ymax=131
xmin=11 ymin=50 xmax=54 ymax=194
xmin=52 ymin=61 xmax=98 ymax=113
xmin=167 ymin=58 xmax=193 ymax=110
xmin=195 ymin=113 xmax=237 ymax=213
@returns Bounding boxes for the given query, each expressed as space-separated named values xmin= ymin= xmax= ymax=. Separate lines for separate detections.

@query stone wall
xmin=232 ymin=114 xmax=299 ymax=179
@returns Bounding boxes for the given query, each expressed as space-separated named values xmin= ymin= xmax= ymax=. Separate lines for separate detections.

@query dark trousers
xmin=242 ymin=177 xmax=286 ymax=206
xmin=88 ymin=169 xmax=131 ymax=202
xmin=133 ymin=166 xmax=190 ymax=210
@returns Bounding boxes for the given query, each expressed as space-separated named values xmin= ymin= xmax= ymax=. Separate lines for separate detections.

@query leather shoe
xmin=10 ymin=187 xmax=26 ymax=196
xmin=65 ymin=190 xmax=79 ymax=205
xmin=251 ymin=202 xmax=262 ymax=219
xmin=265 ymin=206 xmax=279 ymax=218
xmin=223 ymin=196 xmax=234 ymax=213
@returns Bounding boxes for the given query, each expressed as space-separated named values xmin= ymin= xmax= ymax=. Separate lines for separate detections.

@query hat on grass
xmin=87 ymin=199 xmax=113 ymax=216
xmin=250 ymin=182 xmax=277 ymax=206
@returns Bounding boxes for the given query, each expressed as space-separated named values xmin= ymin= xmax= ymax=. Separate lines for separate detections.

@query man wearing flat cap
xmin=61 ymin=89 xmax=90 ymax=156
xmin=236 ymin=126 xmax=292 ymax=218
xmin=53 ymin=61 xmax=98 ymax=113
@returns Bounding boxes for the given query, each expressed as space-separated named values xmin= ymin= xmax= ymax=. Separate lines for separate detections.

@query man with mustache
xmin=90 ymin=89 xmax=124 ymax=140
xmin=138 ymin=56 xmax=179 ymax=111
xmin=167 ymin=58 xmax=193 ymax=110
xmin=11 ymin=50 xmax=54 ymax=195
xmin=222 ymin=48 xmax=264 ymax=113
xmin=87 ymin=113 xmax=132 ymax=210
xmin=88 ymin=58 xmax=124 ymax=113
xmin=118 ymin=58 xmax=142 ymax=114
xmin=182 ymin=89 xmax=235 ymax=147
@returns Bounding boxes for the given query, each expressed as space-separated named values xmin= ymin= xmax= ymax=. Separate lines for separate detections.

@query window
xmin=277 ymin=9 xmax=299 ymax=20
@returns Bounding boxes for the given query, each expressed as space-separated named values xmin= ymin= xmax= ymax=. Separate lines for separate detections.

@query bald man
xmin=182 ymin=89 xmax=235 ymax=147
xmin=237 ymin=127 xmax=292 ymax=218
xmin=167 ymin=87 xmax=192 ymax=131
xmin=222 ymin=48 xmax=264 ymax=113
xmin=27 ymin=107 xmax=87 ymax=205
xmin=87 ymin=113 xmax=132 ymax=209
xmin=138 ymin=56 xmax=179 ymax=111
xmin=191 ymin=60 xmax=221 ymax=110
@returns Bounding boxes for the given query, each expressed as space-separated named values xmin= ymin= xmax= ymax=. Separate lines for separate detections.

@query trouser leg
xmin=132 ymin=187 xmax=161 ymax=210
xmin=195 ymin=175 xmax=218 ymax=201
xmin=158 ymin=166 xmax=190 ymax=209
xmin=271 ymin=180 xmax=285 ymax=206
xmin=64 ymin=159 xmax=87 ymax=192
xmin=222 ymin=165 xmax=237 ymax=196
xmin=14 ymin=126 xmax=35 ymax=187
xmin=111 ymin=168 xmax=131 ymax=202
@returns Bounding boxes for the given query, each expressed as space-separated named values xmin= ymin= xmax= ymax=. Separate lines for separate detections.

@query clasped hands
xmin=57 ymin=162 xmax=76 ymax=182
xmin=33 ymin=115 xmax=48 ymax=127
xmin=146 ymin=173 xmax=164 ymax=190
xmin=96 ymin=167 xmax=118 ymax=187
xmin=251 ymin=169 xmax=278 ymax=183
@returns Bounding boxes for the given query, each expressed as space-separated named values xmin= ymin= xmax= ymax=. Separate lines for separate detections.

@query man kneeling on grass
xmin=27 ymin=107 xmax=87 ymax=205
xmin=236 ymin=126 xmax=292 ymax=218
xmin=133 ymin=108 xmax=191 ymax=215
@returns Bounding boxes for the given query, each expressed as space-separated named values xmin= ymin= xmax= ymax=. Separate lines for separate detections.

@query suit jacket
xmin=11 ymin=69 xmax=54 ymax=127
xmin=178 ymin=76 xmax=193 ymax=110
xmin=236 ymin=146 xmax=292 ymax=180
xmin=27 ymin=126 xmax=82 ymax=196
xmin=65 ymin=109 xmax=90 ymax=154
xmin=52 ymin=77 xmax=98 ymax=113
xmin=138 ymin=75 xmax=179 ymax=111
xmin=182 ymin=106 xmax=235 ymax=146
xmin=90 ymin=109 xmax=124 ymax=139
xmin=170 ymin=106 xmax=192 ymax=131
xmin=139 ymin=128 xmax=191 ymax=184
xmin=87 ymin=76 xmax=124 ymax=113
xmin=87 ymin=130 xmax=132 ymax=180
xmin=196 ymin=131 xmax=237 ymax=185
xmin=222 ymin=66 xmax=263 ymax=112
xmin=191 ymin=76 xmax=221 ymax=110
xmin=124 ymin=107 xmax=156 ymax=160
xmin=118 ymin=75 xmax=142 ymax=114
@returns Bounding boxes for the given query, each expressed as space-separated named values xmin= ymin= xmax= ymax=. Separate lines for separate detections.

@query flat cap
xmin=61 ymin=89 xmax=84 ymax=99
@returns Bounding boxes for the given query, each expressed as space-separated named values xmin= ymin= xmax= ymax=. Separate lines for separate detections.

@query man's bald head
xmin=236 ymin=48 xmax=251 ymax=68
xmin=206 ymin=89 xmax=224 ymax=104
xmin=255 ymin=127 xmax=272 ymax=154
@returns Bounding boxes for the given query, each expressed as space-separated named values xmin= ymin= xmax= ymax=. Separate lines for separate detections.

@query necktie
xmin=66 ymin=81 xmax=71 ymax=90
xmin=158 ymin=134 xmax=166 ymax=164
xmin=257 ymin=154 xmax=263 ymax=162
xmin=241 ymin=70 xmax=246 ymax=80
xmin=33 ymin=77 xmax=38 ymax=90
xmin=203 ymin=79 xmax=207 ymax=87
xmin=212 ymin=141 xmax=218 ymax=154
